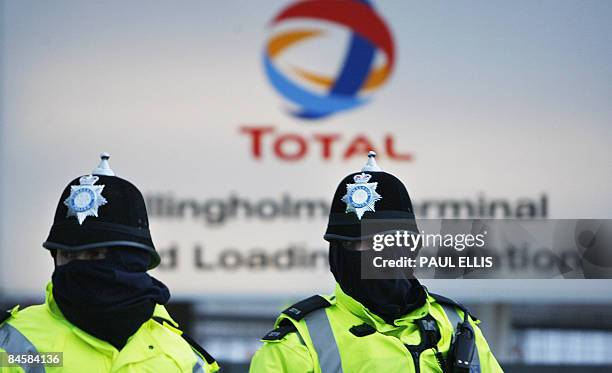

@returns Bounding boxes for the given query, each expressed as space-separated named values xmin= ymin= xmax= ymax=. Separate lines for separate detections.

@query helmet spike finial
xmin=361 ymin=151 xmax=382 ymax=172
xmin=92 ymin=152 xmax=115 ymax=176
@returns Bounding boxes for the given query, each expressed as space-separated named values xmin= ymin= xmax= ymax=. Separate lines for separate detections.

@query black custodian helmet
xmin=43 ymin=153 xmax=160 ymax=269
xmin=324 ymin=151 xmax=419 ymax=241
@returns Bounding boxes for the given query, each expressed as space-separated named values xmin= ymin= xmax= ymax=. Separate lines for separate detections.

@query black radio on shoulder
xmin=447 ymin=317 xmax=477 ymax=373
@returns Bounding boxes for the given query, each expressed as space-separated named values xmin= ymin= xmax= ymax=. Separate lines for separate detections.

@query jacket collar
xmin=333 ymin=283 xmax=430 ymax=332
xmin=44 ymin=282 xmax=177 ymax=354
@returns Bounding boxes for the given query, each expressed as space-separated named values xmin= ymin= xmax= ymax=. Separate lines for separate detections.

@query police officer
xmin=0 ymin=154 xmax=219 ymax=373
xmin=250 ymin=152 xmax=503 ymax=372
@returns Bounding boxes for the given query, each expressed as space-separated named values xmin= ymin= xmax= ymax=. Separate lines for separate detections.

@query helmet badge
xmin=64 ymin=153 xmax=113 ymax=225
xmin=341 ymin=173 xmax=382 ymax=220
xmin=341 ymin=152 xmax=383 ymax=220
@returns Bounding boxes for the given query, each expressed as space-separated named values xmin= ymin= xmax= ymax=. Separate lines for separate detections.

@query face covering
xmin=329 ymin=241 xmax=426 ymax=324
xmin=51 ymin=249 xmax=170 ymax=350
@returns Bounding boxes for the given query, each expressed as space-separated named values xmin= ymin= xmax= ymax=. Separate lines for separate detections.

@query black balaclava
xmin=324 ymin=153 xmax=426 ymax=324
xmin=52 ymin=248 xmax=170 ymax=350
xmin=329 ymin=240 xmax=426 ymax=324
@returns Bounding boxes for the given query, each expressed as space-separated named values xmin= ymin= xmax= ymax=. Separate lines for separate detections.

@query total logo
xmin=240 ymin=0 xmax=412 ymax=163
xmin=263 ymin=0 xmax=394 ymax=119
xmin=240 ymin=126 xmax=412 ymax=161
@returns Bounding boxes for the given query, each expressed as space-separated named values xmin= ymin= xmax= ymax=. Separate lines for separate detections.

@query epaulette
xmin=262 ymin=296 xmax=331 ymax=341
xmin=262 ymin=319 xmax=297 ymax=341
xmin=281 ymin=295 xmax=331 ymax=321
xmin=428 ymin=292 xmax=478 ymax=321
xmin=0 ymin=306 xmax=17 ymax=326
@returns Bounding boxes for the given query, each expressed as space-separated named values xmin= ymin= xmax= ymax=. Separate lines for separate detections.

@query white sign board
xmin=1 ymin=0 xmax=611 ymax=300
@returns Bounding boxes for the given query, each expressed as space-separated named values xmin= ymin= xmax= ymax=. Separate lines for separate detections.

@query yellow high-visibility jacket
xmin=0 ymin=283 xmax=220 ymax=373
xmin=250 ymin=284 xmax=503 ymax=373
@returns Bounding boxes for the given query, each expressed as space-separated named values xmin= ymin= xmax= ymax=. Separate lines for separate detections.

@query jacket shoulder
xmin=151 ymin=316 xmax=220 ymax=372
xmin=260 ymin=295 xmax=333 ymax=342
xmin=0 ymin=304 xmax=70 ymax=355
xmin=428 ymin=291 xmax=478 ymax=321
xmin=252 ymin=320 xmax=313 ymax=373
xmin=4 ymin=303 xmax=68 ymax=331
